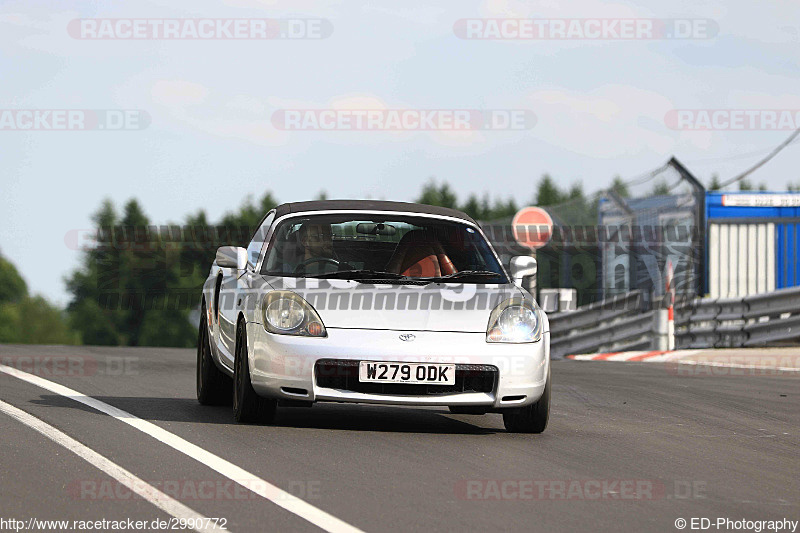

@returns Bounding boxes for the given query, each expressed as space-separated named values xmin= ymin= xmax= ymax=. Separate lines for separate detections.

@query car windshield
xmin=261 ymin=213 xmax=508 ymax=283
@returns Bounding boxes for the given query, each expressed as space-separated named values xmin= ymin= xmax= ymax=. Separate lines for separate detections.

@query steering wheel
xmin=294 ymin=257 xmax=341 ymax=274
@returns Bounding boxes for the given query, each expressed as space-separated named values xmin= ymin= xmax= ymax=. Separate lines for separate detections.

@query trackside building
xmin=706 ymin=192 xmax=800 ymax=298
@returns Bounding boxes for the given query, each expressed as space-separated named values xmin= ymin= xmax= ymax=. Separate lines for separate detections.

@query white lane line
xmin=0 ymin=399 xmax=216 ymax=533
xmin=0 ymin=363 xmax=364 ymax=533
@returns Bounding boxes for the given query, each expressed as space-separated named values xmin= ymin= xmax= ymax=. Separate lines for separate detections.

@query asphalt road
xmin=0 ymin=344 xmax=797 ymax=533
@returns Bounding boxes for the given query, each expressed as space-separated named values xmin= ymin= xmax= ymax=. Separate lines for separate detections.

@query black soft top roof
xmin=273 ymin=200 xmax=477 ymax=225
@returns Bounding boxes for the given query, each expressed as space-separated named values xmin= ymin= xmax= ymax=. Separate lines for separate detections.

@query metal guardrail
xmin=549 ymin=291 xmax=662 ymax=358
xmin=674 ymin=286 xmax=800 ymax=349
xmin=550 ymin=285 xmax=800 ymax=357
xmin=548 ymin=291 xmax=642 ymax=332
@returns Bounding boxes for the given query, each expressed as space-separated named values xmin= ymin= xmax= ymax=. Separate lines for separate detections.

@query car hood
xmin=262 ymin=277 xmax=524 ymax=333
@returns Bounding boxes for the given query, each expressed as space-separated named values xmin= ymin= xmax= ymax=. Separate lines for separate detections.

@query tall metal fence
xmin=481 ymin=158 xmax=706 ymax=309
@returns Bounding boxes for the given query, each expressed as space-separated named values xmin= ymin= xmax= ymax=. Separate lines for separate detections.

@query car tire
xmin=196 ymin=309 xmax=231 ymax=406
xmin=502 ymin=368 xmax=550 ymax=434
xmin=233 ymin=320 xmax=277 ymax=424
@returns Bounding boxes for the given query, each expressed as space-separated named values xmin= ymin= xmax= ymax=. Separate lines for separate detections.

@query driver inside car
xmin=295 ymin=223 xmax=340 ymax=274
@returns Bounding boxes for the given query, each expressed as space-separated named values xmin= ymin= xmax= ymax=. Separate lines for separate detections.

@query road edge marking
xmin=0 ymin=363 xmax=365 ymax=533
xmin=674 ymin=360 xmax=800 ymax=372
xmin=0 ymin=399 xmax=215 ymax=533
xmin=566 ymin=349 xmax=800 ymax=371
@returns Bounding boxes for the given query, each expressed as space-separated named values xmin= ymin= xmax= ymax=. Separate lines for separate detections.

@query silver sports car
xmin=197 ymin=200 xmax=550 ymax=433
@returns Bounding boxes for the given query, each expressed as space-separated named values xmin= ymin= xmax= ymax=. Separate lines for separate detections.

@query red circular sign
xmin=512 ymin=207 xmax=553 ymax=250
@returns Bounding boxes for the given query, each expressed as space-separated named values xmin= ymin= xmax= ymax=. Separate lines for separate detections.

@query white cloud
xmin=329 ymin=94 xmax=387 ymax=110
xmin=143 ymin=87 xmax=511 ymax=148
xmin=361 ymin=5 xmax=446 ymax=26
xmin=0 ymin=12 xmax=54 ymax=31
xmin=151 ymin=80 xmax=210 ymax=107
xmin=225 ymin=94 xmax=267 ymax=114
xmin=482 ymin=0 xmax=643 ymax=19
xmin=145 ymin=80 xmax=292 ymax=145
xmin=528 ymin=85 xmax=678 ymax=157
xmin=216 ymin=0 xmax=342 ymax=13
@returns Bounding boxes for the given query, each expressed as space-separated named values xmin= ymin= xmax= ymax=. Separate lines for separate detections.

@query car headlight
xmin=486 ymin=299 xmax=542 ymax=343
xmin=262 ymin=291 xmax=327 ymax=337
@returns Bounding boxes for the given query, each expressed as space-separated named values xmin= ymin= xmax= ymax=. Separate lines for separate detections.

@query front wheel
xmin=233 ymin=321 xmax=277 ymax=424
xmin=197 ymin=309 xmax=231 ymax=406
xmin=502 ymin=368 xmax=550 ymax=434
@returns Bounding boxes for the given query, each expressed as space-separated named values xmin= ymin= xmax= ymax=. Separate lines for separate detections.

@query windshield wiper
xmin=426 ymin=270 xmax=506 ymax=282
xmin=313 ymin=269 xmax=406 ymax=280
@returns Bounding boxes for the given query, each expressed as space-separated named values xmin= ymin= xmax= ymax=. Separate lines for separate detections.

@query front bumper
xmin=246 ymin=324 xmax=550 ymax=409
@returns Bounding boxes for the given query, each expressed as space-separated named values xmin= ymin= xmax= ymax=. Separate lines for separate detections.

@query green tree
xmin=117 ymin=199 xmax=156 ymax=346
xmin=67 ymin=192 xmax=280 ymax=347
xmin=738 ymin=179 xmax=754 ymax=191
xmin=0 ymin=253 xmax=28 ymax=303
xmin=0 ymin=253 xmax=78 ymax=345
xmin=218 ymin=192 xmax=280 ymax=247
xmin=788 ymin=182 xmax=800 ymax=192
xmin=0 ymin=303 xmax=21 ymax=343
xmin=460 ymin=194 xmax=484 ymax=220
xmin=535 ymin=174 xmax=564 ymax=206
xmin=180 ymin=209 xmax=213 ymax=293
xmin=651 ymin=180 xmax=671 ymax=196
xmin=137 ymin=308 xmax=197 ymax=348
xmin=0 ymin=297 xmax=79 ymax=345
xmin=480 ymin=194 xmax=491 ymax=219
xmin=709 ymin=174 xmax=722 ymax=191
xmin=458 ymin=193 xmax=517 ymax=221
xmin=65 ymin=199 xmax=124 ymax=345
xmin=610 ymin=176 xmax=630 ymax=198
xmin=560 ymin=182 xmax=598 ymax=226
xmin=416 ymin=179 xmax=458 ymax=208
xmin=259 ymin=192 xmax=279 ymax=214
xmin=66 ymin=198 xmax=178 ymax=347
xmin=220 ymin=196 xmax=259 ymax=240
xmin=67 ymin=299 xmax=120 ymax=346
xmin=492 ymin=198 xmax=518 ymax=219
xmin=10 ymin=297 xmax=79 ymax=344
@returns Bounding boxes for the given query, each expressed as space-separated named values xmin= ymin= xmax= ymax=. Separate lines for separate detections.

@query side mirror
xmin=216 ymin=246 xmax=247 ymax=270
xmin=510 ymin=255 xmax=537 ymax=286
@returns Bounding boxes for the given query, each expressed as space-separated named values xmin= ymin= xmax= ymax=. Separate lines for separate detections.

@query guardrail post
xmin=665 ymin=261 xmax=676 ymax=350
xmin=653 ymin=309 xmax=669 ymax=351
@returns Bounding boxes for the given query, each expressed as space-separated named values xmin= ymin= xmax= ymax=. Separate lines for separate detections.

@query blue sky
xmin=2 ymin=0 xmax=799 ymax=304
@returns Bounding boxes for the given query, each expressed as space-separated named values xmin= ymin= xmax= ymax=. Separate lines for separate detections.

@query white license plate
xmin=358 ymin=361 xmax=456 ymax=385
